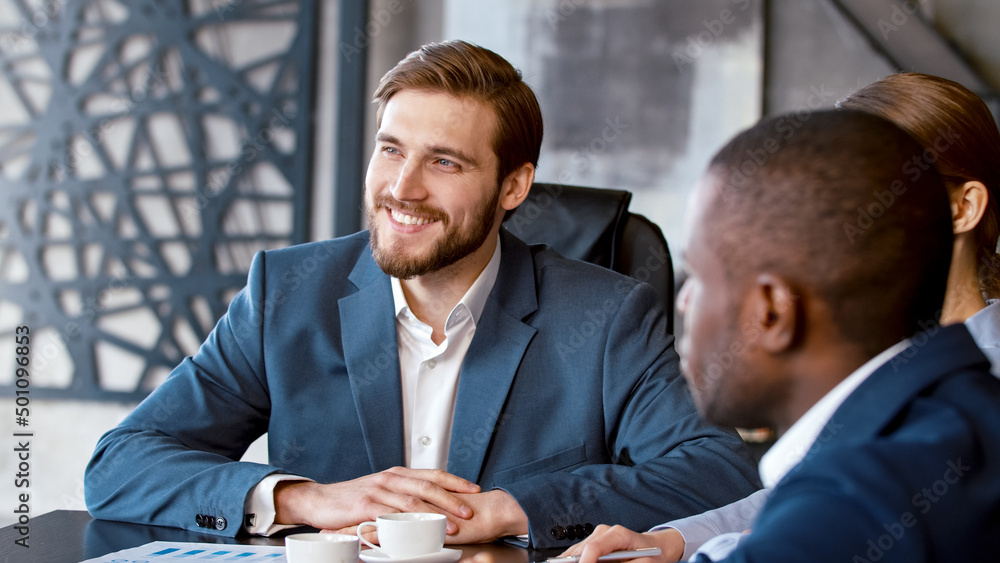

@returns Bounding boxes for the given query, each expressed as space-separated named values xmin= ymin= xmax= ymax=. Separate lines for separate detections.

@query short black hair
xmin=706 ymin=109 xmax=953 ymax=354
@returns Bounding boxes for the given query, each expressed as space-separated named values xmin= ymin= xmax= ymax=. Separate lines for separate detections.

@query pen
xmin=545 ymin=547 xmax=662 ymax=563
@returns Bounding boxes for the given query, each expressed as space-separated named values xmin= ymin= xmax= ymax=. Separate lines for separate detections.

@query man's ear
xmin=499 ymin=162 xmax=535 ymax=212
xmin=748 ymin=273 xmax=800 ymax=353
xmin=952 ymin=180 xmax=988 ymax=234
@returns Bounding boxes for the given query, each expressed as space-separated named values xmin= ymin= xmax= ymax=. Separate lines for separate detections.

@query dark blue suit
xmin=85 ymin=230 xmax=759 ymax=547
xmin=715 ymin=324 xmax=1000 ymax=562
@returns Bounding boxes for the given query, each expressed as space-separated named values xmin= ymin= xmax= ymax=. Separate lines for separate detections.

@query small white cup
xmin=285 ymin=532 xmax=359 ymax=563
xmin=356 ymin=513 xmax=447 ymax=559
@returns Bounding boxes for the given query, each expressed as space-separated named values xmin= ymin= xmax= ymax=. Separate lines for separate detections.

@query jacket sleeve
xmin=650 ymin=488 xmax=770 ymax=560
xmin=500 ymin=282 xmax=762 ymax=549
xmin=85 ymin=251 xmax=282 ymax=536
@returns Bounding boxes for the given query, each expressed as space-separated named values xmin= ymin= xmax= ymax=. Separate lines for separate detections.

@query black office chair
xmin=502 ymin=183 xmax=675 ymax=333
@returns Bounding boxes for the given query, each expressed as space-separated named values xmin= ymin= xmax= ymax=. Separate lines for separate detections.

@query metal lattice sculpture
xmin=0 ymin=0 xmax=315 ymax=400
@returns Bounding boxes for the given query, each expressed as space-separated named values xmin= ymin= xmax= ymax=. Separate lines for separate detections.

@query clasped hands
xmin=274 ymin=466 xmax=528 ymax=544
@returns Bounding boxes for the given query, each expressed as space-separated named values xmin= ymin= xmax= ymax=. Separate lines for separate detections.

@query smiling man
xmin=85 ymin=40 xmax=759 ymax=548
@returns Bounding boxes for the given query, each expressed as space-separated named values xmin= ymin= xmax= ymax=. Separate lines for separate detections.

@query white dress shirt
xmin=758 ymin=338 xmax=910 ymax=488
xmin=394 ymin=238 xmax=501 ymax=469
xmin=965 ymin=299 xmax=1000 ymax=377
xmin=243 ymin=236 xmax=501 ymax=535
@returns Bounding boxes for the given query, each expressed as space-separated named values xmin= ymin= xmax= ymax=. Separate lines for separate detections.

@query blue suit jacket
xmin=715 ymin=324 xmax=1000 ymax=562
xmin=85 ymin=230 xmax=759 ymax=547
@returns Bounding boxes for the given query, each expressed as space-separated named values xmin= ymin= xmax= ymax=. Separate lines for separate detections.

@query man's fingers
xmin=369 ymin=490 xmax=461 ymax=533
xmin=460 ymin=553 xmax=495 ymax=563
xmin=377 ymin=472 xmax=475 ymax=520
xmin=560 ymin=524 xmax=613 ymax=557
xmin=292 ymin=469 xmax=479 ymax=533
xmin=386 ymin=467 xmax=481 ymax=493
xmin=575 ymin=526 xmax=645 ymax=563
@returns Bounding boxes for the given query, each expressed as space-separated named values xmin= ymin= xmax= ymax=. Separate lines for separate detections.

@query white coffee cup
xmin=285 ymin=532 xmax=360 ymax=563
xmin=356 ymin=513 xmax=447 ymax=559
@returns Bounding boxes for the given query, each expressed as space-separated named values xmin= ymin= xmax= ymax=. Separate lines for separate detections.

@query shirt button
xmin=427 ymin=360 xmax=437 ymax=369
xmin=419 ymin=435 xmax=432 ymax=446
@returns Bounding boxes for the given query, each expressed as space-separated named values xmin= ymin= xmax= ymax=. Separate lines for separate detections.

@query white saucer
xmin=359 ymin=547 xmax=463 ymax=563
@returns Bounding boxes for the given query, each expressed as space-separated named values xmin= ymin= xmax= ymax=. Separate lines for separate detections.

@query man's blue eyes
xmin=381 ymin=149 xmax=457 ymax=168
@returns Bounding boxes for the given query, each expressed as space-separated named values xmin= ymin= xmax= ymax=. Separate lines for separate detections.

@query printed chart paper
xmin=79 ymin=541 xmax=286 ymax=563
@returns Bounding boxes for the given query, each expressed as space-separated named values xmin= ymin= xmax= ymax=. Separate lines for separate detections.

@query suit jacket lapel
xmin=812 ymin=325 xmax=990 ymax=454
xmin=448 ymin=230 xmax=539 ymax=481
xmin=341 ymin=244 xmax=406 ymax=472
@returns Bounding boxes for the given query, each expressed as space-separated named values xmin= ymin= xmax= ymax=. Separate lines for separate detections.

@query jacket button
xmin=195 ymin=514 xmax=204 ymax=527
xmin=550 ymin=525 xmax=567 ymax=540
xmin=215 ymin=516 xmax=227 ymax=530
xmin=584 ymin=523 xmax=595 ymax=535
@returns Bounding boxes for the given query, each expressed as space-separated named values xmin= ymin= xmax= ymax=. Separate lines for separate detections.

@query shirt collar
xmin=390 ymin=234 xmax=502 ymax=328
xmin=966 ymin=301 xmax=1000 ymax=348
xmin=758 ymin=338 xmax=911 ymax=488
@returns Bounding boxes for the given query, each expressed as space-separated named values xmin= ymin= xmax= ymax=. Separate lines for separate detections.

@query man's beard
xmin=366 ymin=185 xmax=501 ymax=279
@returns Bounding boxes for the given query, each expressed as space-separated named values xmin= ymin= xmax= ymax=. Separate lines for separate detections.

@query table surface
xmin=0 ymin=510 xmax=555 ymax=563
